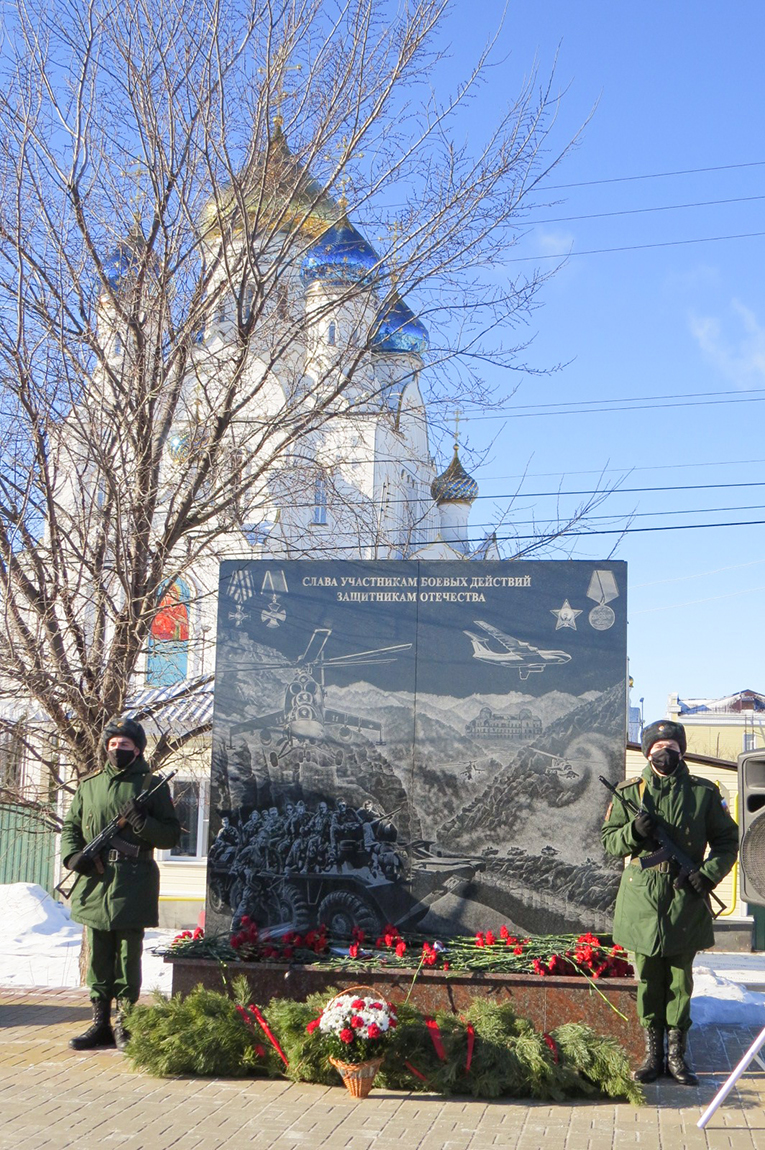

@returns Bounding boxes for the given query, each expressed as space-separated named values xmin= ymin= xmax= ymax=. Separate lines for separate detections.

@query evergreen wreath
xmin=126 ymin=981 xmax=642 ymax=1104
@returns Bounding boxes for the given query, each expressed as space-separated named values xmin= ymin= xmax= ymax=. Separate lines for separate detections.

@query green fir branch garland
xmin=125 ymin=984 xmax=643 ymax=1105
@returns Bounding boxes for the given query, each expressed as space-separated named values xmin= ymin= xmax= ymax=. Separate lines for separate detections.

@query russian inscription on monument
xmin=207 ymin=560 xmax=627 ymax=939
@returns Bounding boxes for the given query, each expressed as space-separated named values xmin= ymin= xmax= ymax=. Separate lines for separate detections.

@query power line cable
xmin=542 ymin=160 xmax=765 ymax=191
xmin=461 ymin=386 xmax=765 ymax=412
xmin=240 ymin=515 xmax=765 ymax=557
xmin=506 ymin=230 xmax=765 ymax=262
xmin=526 ymin=193 xmax=765 ymax=226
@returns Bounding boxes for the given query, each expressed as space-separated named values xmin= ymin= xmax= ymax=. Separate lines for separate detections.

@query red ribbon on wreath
xmin=405 ymin=1059 xmax=429 ymax=1082
xmin=241 ymin=1003 xmax=290 ymax=1067
xmin=543 ymin=1033 xmax=559 ymax=1064
xmin=465 ymin=1022 xmax=475 ymax=1072
xmin=425 ymin=1018 xmax=447 ymax=1062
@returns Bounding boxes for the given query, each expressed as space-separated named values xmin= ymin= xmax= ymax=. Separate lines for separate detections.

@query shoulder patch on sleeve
xmin=78 ymin=767 xmax=103 ymax=783
xmin=688 ymin=775 xmax=717 ymax=790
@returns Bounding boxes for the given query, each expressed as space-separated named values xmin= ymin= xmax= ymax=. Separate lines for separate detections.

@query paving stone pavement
xmin=1 ymin=988 xmax=764 ymax=1150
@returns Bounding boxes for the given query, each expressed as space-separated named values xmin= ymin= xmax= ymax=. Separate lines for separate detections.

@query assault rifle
xmin=599 ymin=774 xmax=726 ymax=919
xmin=55 ymin=770 xmax=177 ymax=899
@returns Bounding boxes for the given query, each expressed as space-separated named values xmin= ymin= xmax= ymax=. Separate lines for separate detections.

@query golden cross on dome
xmin=454 ymin=407 xmax=463 ymax=450
xmin=260 ymin=46 xmax=302 ymax=129
xmin=327 ymin=137 xmax=364 ymax=208
xmin=377 ymin=219 xmax=403 ymax=284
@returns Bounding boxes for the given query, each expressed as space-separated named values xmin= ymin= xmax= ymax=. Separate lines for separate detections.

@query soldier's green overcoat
xmin=601 ymin=762 xmax=738 ymax=956
xmin=61 ymin=756 xmax=180 ymax=930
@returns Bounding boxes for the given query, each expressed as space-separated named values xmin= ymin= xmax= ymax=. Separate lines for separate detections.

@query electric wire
xmin=541 ymin=160 xmax=765 ymax=191
xmin=506 ymin=230 xmax=765 ymax=262
xmin=526 ymin=193 xmax=765 ymax=226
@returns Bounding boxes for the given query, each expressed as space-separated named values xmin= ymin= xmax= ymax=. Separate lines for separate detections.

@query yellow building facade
xmin=667 ymin=690 xmax=765 ymax=761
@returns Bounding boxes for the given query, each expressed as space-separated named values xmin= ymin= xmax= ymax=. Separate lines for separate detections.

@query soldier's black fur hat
xmin=102 ymin=715 xmax=147 ymax=753
xmin=642 ymin=719 xmax=686 ymax=758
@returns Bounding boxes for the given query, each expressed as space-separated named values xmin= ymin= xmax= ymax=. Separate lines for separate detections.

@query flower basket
xmin=328 ymin=1055 xmax=384 ymax=1098
xmin=306 ymin=983 xmax=396 ymax=1096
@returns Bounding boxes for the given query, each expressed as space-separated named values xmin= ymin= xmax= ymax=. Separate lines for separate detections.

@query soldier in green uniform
xmin=602 ymin=719 xmax=738 ymax=1085
xmin=61 ymin=717 xmax=180 ymax=1051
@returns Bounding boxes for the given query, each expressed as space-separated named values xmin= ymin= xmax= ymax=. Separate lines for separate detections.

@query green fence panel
xmin=0 ymin=803 xmax=56 ymax=893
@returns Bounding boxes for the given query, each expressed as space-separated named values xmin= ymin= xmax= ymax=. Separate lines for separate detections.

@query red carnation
xmin=499 ymin=925 xmax=509 ymax=940
xmin=475 ymin=932 xmax=485 ymax=948
xmin=351 ymin=998 xmax=365 ymax=1009
xmin=339 ymin=1028 xmax=354 ymax=1044
xmin=371 ymin=1002 xmax=383 ymax=1010
xmin=306 ymin=1019 xmax=321 ymax=1034
xmin=367 ymin=1023 xmax=382 ymax=1039
xmin=351 ymin=1015 xmax=365 ymax=1029
xmin=349 ymin=942 xmax=361 ymax=959
xmin=513 ymin=945 xmax=523 ymax=956
xmin=485 ymin=930 xmax=496 ymax=946
xmin=395 ymin=940 xmax=407 ymax=957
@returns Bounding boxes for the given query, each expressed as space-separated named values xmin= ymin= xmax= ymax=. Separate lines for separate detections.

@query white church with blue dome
xmin=59 ymin=127 xmax=501 ymax=918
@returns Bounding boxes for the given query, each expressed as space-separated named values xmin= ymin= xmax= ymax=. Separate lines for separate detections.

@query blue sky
xmin=420 ymin=2 xmax=765 ymax=726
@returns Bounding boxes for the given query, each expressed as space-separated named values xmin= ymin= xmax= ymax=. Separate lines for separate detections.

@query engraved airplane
xmin=463 ymin=620 xmax=571 ymax=680
xmin=228 ymin=629 xmax=412 ymax=753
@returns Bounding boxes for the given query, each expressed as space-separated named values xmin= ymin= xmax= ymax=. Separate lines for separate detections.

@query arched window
xmin=146 ymin=579 xmax=191 ymax=686
xmin=328 ymin=321 xmax=336 ymax=346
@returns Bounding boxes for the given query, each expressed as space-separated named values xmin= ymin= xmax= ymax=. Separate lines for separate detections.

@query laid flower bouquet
xmin=306 ymin=989 xmax=398 ymax=1065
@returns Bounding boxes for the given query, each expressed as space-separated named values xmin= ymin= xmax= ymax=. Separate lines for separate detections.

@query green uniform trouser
xmin=86 ymin=927 xmax=145 ymax=1004
xmin=633 ymin=950 xmax=695 ymax=1031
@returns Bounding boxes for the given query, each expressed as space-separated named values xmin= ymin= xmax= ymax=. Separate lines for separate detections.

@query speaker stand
xmin=697 ymin=1024 xmax=765 ymax=1129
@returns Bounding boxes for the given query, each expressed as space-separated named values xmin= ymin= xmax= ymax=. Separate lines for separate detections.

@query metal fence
xmin=0 ymin=802 xmax=57 ymax=893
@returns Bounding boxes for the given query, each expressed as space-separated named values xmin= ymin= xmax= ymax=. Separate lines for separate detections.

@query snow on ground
xmin=1 ymin=883 xmax=177 ymax=995
xmin=2 ymin=883 xmax=764 ymax=1024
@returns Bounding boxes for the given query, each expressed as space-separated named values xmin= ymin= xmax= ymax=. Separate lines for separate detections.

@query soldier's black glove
xmin=688 ymin=870 xmax=714 ymax=896
xmin=66 ymin=851 xmax=97 ymax=875
xmin=120 ymin=798 xmax=147 ymax=833
xmin=633 ymin=811 xmax=656 ymax=840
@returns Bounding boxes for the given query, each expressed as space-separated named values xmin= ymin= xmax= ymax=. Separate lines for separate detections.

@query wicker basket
xmin=329 ymin=1055 xmax=384 ymax=1098
xmin=325 ymin=985 xmax=388 ymax=1098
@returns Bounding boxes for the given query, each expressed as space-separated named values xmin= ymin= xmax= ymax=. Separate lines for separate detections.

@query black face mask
xmin=108 ymin=747 xmax=138 ymax=770
xmin=650 ymin=747 xmax=682 ymax=776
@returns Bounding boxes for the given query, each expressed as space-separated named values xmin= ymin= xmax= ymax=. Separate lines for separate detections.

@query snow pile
xmin=4 ymin=882 xmax=79 ymax=943
xmin=692 ymin=964 xmax=765 ymax=1027
xmin=0 ymin=883 xmax=174 ymax=993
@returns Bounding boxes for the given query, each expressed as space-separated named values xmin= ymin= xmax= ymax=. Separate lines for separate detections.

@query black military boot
xmin=114 ymin=1001 xmax=132 ymax=1052
xmin=632 ymin=1025 xmax=664 ymax=1083
xmin=666 ymin=1028 xmax=699 ymax=1085
xmin=69 ymin=998 xmax=115 ymax=1050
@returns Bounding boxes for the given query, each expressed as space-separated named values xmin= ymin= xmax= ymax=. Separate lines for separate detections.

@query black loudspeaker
xmin=738 ymin=751 xmax=765 ymax=905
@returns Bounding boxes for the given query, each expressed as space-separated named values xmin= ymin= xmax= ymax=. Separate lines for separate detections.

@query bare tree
xmin=0 ymin=0 xmax=581 ymax=790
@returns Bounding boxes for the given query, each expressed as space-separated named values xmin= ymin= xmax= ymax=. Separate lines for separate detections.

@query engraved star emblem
xmin=551 ymin=599 xmax=583 ymax=630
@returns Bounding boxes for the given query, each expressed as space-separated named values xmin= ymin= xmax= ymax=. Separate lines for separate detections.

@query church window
xmin=146 ymin=578 xmax=191 ymax=686
xmin=312 ymin=474 xmax=328 ymax=525
xmin=113 ymin=334 xmax=122 ymax=356
xmin=328 ymin=321 xmax=336 ymax=346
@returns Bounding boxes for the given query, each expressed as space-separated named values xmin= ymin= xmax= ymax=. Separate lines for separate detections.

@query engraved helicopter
xmin=228 ymin=629 xmax=412 ymax=757
xmin=463 ymin=620 xmax=571 ymax=679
